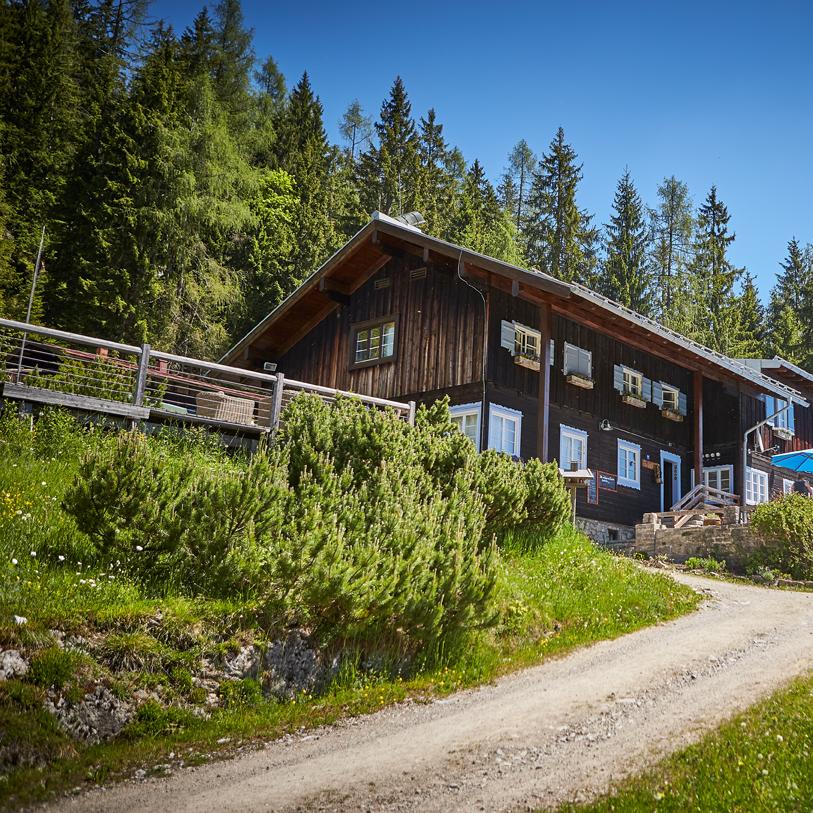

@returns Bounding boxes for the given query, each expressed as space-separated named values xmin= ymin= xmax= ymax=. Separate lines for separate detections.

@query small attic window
xmin=351 ymin=317 xmax=396 ymax=367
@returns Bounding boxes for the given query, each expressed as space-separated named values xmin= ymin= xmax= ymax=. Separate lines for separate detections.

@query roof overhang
xmin=219 ymin=215 xmax=808 ymax=407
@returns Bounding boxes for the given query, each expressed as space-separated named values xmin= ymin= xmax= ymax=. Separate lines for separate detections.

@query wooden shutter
xmin=652 ymin=381 xmax=663 ymax=408
xmin=678 ymin=391 xmax=688 ymax=416
xmin=500 ymin=320 xmax=516 ymax=354
xmin=642 ymin=377 xmax=652 ymax=402
xmin=613 ymin=364 xmax=624 ymax=393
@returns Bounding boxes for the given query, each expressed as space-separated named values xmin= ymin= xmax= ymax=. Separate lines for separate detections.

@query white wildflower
xmin=13 ymin=615 xmax=27 ymax=625
xmin=58 ymin=555 xmax=65 ymax=562
xmin=41 ymin=481 xmax=46 ymax=486
xmin=29 ymin=551 xmax=36 ymax=557
xmin=135 ymin=545 xmax=143 ymax=552
xmin=11 ymin=558 xmax=17 ymax=566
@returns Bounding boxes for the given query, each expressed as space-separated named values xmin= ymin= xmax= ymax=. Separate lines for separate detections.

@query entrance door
xmin=660 ymin=450 xmax=682 ymax=511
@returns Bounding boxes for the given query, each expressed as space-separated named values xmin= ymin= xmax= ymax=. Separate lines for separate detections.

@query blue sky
xmin=158 ymin=0 xmax=812 ymax=300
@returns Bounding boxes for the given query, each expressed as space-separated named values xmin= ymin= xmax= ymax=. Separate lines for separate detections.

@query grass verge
xmin=564 ymin=671 xmax=813 ymax=812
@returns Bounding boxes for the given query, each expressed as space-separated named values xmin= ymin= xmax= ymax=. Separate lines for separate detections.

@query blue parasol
xmin=772 ymin=449 xmax=813 ymax=474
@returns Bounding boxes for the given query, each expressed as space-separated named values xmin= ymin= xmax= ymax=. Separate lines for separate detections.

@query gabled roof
xmin=741 ymin=357 xmax=813 ymax=395
xmin=221 ymin=213 xmax=807 ymax=407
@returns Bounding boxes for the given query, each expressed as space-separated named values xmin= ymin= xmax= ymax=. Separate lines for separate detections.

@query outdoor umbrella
xmin=772 ymin=449 xmax=813 ymax=474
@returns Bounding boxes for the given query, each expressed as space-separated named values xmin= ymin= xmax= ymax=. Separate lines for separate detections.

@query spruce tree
xmin=416 ymin=108 xmax=456 ymax=237
xmin=356 ymin=76 xmax=420 ymax=216
xmin=275 ymin=73 xmax=337 ymax=283
xmin=685 ymin=186 xmax=743 ymax=354
xmin=600 ymin=170 xmax=654 ymax=315
xmin=211 ymin=0 xmax=254 ymax=119
xmin=650 ymin=176 xmax=693 ymax=324
xmin=525 ymin=127 xmax=598 ymax=284
xmin=732 ymin=271 xmax=766 ymax=358
xmin=767 ymin=239 xmax=813 ymax=364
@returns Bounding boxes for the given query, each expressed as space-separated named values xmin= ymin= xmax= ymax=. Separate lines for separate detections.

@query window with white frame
xmin=661 ymin=384 xmax=679 ymax=411
xmin=563 ymin=342 xmax=592 ymax=379
xmin=559 ymin=425 xmax=588 ymax=470
xmin=703 ymin=465 xmax=734 ymax=494
xmin=514 ymin=323 xmax=541 ymax=360
xmin=352 ymin=319 xmax=396 ymax=365
xmin=449 ymin=403 xmax=481 ymax=451
xmin=774 ymin=398 xmax=791 ymax=430
xmin=617 ymin=439 xmax=641 ymax=489
xmin=745 ymin=467 xmax=769 ymax=505
xmin=488 ymin=404 xmax=522 ymax=457
xmin=622 ymin=367 xmax=643 ymax=398
xmin=783 ymin=478 xmax=794 ymax=495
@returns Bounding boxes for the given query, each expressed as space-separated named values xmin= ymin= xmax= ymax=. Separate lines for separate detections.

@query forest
xmin=0 ymin=0 xmax=811 ymax=368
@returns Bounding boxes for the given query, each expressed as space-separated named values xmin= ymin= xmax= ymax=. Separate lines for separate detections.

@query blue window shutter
xmin=678 ymin=391 xmax=688 ymax=416
xmin=613 ymin=364 xmax=624 ymax=393
xmin=789 ymin=403 xmax=796 ymax=434
xmin=617 ymin=445 xmax=625 ymax=478
xmin=764 ymin=395 xmax=775 ymax=426
xmin=500 ymin=320 xmax=516 ymax=354
xmin=652 ymin=381 xmax=663 ymax=407
xmin=643 ymin=377 xmax=652 ymax=402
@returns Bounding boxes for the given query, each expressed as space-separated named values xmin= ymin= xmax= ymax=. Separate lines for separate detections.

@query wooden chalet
xmin=222 ymin=212 xmax=809 ymax=541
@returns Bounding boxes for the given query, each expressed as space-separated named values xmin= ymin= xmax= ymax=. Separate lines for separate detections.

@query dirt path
xmin=58 ymin=573 xmax=813 ymax=813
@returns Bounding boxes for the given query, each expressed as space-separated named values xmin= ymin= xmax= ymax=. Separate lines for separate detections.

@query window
xmin=352 ymin=319 xmax=396 ymax=366
xmin=514 ymin=323 xmax=541 ymax=360
xmin=488 ymin=404 xmax=522 ymax=456
xmin=559 ymin=424 xmax=588 ymax=470
xmin=623 ymin=367 xmax=643 ymax=398
xmin=774 ymin=399 xmax=792 ymax=431
xmin=703 ymin=465 xmax=734 ymax=494
xmin=564 ymin=343 xmax=592 ymax=379
xmin=449 ymin=403 xmax=481 ymax=451
xmin=661 ymin=384 xmax=679 ymax=411
xmin=617 ymin=439 xmax=641 ymax=489
xmin=783 ymin=479 xmax=794 ymax=495
xmin=745 ymin=467 xmax=769 ymax=505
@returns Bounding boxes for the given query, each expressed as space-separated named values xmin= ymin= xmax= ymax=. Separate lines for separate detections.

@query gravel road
xmin=58 ymin=572 xmax=813 ymax=813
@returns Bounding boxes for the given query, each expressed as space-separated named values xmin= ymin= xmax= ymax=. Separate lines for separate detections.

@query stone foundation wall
xmin=632 ymin=523 xmax=763 ymax=572
xmin=576 ymin=517 xmax=635 ymax=548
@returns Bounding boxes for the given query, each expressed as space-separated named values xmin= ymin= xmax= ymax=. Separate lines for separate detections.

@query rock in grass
xmin=46 ymin=685 xmax=132 ymax=743
xmin=263 ymin=631 xmax=324 ymax=700
xmin=0 ymin=650 xmax=29 ymax=680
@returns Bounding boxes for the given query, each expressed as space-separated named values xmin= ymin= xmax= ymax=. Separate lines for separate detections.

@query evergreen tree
xmin=275 ymin=73 xmax=337 ymax=283
xmin=416 ymin=108 xmax=456 ymax=237
xmin=180 ymin=8 xmax=216 ymax=77
xmin=600 ymin=170 xmax=654 ymax=315
xmin=732 ymin=271 xmax=766 ymax=358
xmin=767 ymin=238 xmax=813 ymax=364
xmin=356 ymin=76 xmax=420 ymax=216
xmin=0 ymin=0 xmax=81 ymax=318
xmin=255 ymin=55 xmax=286 ymax=112
xmin=451 ymin=160 xmax=523 ymax=264
xmin=525 ymin=127 xmax=598 ymax=284
xmin=211 ymin=0 xmax=254 ymax=119
xmin=685 ymin=186 xmax=743 ymax=354
xmin=650 ymin=176 xmax=693 ymax=324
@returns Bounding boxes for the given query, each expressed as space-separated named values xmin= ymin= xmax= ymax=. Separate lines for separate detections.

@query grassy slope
xmin=565 ymin=672 xmax=813 ymax=812
xmin=0 ymin=424 xmax=700 ymax=810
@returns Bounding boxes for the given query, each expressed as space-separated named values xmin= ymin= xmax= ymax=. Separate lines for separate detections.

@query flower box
xmin=622 ymin=393 xmax=647 ymax=409
xmin=661 ymin=407 xmax=684 ymax=422
xmin=514 ymin=354 xmax=541 ymax=371
xmin=566 ymin=373 xmax=594 ymax=390
xmin=773 ymin=426 xmax=794 ymax=440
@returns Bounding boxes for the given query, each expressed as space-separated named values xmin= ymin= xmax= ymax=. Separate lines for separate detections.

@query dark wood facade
xmin=228 ymin=216 xmax=811 ymax=529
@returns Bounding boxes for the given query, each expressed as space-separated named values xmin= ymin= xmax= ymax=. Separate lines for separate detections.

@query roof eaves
xmin=569 ymin=284 xmax=807 ymax=405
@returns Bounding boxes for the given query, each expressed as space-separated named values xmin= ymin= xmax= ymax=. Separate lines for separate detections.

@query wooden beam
xmin=511 ymin=279 xmax=520 ymax=297
xmin=318 ymin=277 xmax=352 ymax=296
xmin=272 ymin=300 xmax=338 ymax=357
xmin=537 ymin=302 xmax=552 ymax=462
xmin=694 ymin=372 xmax=704 ymax=486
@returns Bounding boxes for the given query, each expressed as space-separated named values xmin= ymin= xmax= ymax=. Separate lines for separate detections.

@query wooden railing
xmin=0 ymin=318 xmax=415 ymax=433
xmin=670 ymin=483 xmax=740 ymax=512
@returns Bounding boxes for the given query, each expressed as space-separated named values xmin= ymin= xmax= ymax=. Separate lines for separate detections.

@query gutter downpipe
xmin=741 ymin=402 xmax=792 ymax=506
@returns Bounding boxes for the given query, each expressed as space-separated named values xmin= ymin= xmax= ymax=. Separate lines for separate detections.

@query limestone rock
xmin=46 ymin=685 xmax=132 ymax=743
xmin=0 ymin=650 xmax=28 ymax=680
xmin=263 ymin=631 xmax=324 ymax=700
